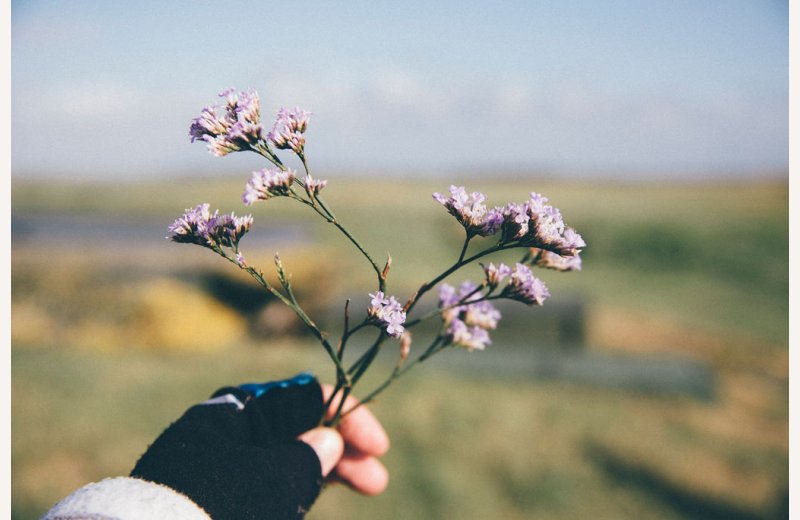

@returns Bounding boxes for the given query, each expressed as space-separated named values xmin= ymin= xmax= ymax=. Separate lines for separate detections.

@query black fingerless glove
xmin=131 ymin=373 xmax=325 ymax=520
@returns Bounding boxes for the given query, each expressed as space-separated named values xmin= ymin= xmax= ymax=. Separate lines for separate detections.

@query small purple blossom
xmin=463 ymin=300 xmax=501 ymax=330
xmin=501 ymin=203 xmax=530 ymax=242
xmin=167 ymin=204 xmax=252 ymax=249
xmin=438 ymin=283 xmax=459 ymax=308
xmin=368 ymin=291 xmax=407 ymax=338
xmin=268 ymin=107 xmax=311 ymax=155
xmin=207 ymin=212 xmax=253 ymax=248
xmin=530 ymin=248 xmax=582 ymax=272
xmin=502 ymin=263 xmax=550 ymax=305
xmin=432 ymin=186 xmax=502 ymax=237
xmin=554 ymin=227 xmax=587 ymax=256
xmin=236 ymin=251 xmax=248 ymax=268
xmin=480 ymin=207 xmax=505 ymax=236
xmin=303 ymin=174 xmax=327 ymax=197
xmin=190 ymin=88 xmax=263 ymax=156
xmin=445 ymin=318 xmax=492 ymax=351
xmin=438 ymin=281 xmax=482 ymax=310
xmin=437 ymin=282 xmax=501 ymax=348
xmin=167 ymin=203 xmax=214 ymax=246
xmin=482 ymin=262 xmax=512 ymax=289
xmin=243 ymin=168 xmax=296 ymax=205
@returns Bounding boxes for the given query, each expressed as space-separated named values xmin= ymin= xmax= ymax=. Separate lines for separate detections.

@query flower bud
xmin=399 ymin=331 xmax=412 ymax=360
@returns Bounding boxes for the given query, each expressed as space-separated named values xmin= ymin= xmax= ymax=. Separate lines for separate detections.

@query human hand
xmin=126 ymin=374 xmax=387 ymax=520
xmin=298 ymin=385 xmax=389 ymax=496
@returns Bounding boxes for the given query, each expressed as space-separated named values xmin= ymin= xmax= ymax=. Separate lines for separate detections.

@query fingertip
xmin=335 ymin=455 xmax=389 ymax=496
xmin=298 ymin=427 xmax=344 ymax=477
xmin=340 ymin=407 xmax=390 ymax=456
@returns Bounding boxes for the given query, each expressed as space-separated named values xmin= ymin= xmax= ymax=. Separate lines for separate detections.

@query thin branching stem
xmin=458 ymin=234 xmax=472 ymax=263
xmin=339 ymin=335 xmax=446 ymax=420
xmin=404 ymin=242 xmax=509 ymax=315
xmin=404 ymin=291 xmax=501 ymax=329
xmin=214 ymin=246 xmax=350 ymax=382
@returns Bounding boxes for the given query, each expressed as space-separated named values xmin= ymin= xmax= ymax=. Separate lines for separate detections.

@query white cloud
xmin=56 ymin=83 xmax=144 ymax=118
xmin=370 ymin=67 xmax=456 ymax=116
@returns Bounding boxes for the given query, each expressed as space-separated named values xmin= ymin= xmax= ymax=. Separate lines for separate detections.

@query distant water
xmin=10 ymin=213 xmax=310 ymax=247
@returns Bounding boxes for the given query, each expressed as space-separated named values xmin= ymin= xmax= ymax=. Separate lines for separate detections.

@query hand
xmin=298 ymin=385 xmax=389 ymax=496
xmin=128 ymin=374 xmax=388 ymax=520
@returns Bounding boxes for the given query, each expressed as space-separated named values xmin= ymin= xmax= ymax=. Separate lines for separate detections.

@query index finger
xmin=322 ymin=385 xmax=390 ymax=457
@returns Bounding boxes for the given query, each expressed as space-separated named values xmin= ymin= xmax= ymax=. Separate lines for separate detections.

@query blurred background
xmin=10 ymin=1 xmax=788 ymax=519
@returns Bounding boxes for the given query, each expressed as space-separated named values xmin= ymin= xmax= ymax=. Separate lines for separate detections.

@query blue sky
xmin=11 ymin=0 xmax=789 ymax=180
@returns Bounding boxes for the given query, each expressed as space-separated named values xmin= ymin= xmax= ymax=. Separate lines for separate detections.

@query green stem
xmin=252 ymin=142 xmax=285 ymax=170
xmin=341 ymin=336 xmax=446 ymax=418
xmin=404 ymin=290 xmax=496 ymax=329
xmin=214 ymin=247 xmax=350 ymax=383
xmin=458 ymin=234 xmax=472 ymax=263
xmin=296 ymin=154 xmax=385 ymax=291
xmin=404 ymin=243 xmax=508 ymax=316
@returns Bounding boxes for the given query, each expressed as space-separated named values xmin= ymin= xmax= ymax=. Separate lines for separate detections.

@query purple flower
xmin=463 ymin=300 xmax=501 ymax=330
xmin=167 ymin=204 xmax=252 ymax=249
xmin=433 ymin=186 xmax=503 ymax=237
xmin=368 ymin=291 xmax=407 ymax=338
xmin=480 ymin=207 xmax=505 ymax=236
xmin=207 ymin=212 xmax=253 ymax=248
xmin=437 ymin=281 xmax=501 ymax=345
xmin=530 ymin=248 xmax=582 ymax=272
xmin=190 ymin=88 xmax=264 ymax=156
xmin=553 ymin=227 xmax=586 ymax=256
xmin=303 ymin=174 xmax=327 ymax=197
xmin=236 ymin=251 xmax=248 ymax=268
xmin=445 ymin=318 xmax=492 ymax=351
xmin=242 ymin=168 xmax=296 ymax=205
xmin=167 ymin=203 xmax=215 ymax=246
xmin=268 ymin=107 xmax=311 ymax=155
xmin=501 ymin=202 xmax=530 ymax=242
xmin=502 ymin=263 xmax=550 ymax=305
xmin=482 ymin=262 xmax=512 ymax=289
xmin=438 ymin=283 xmax=459 ymax=308
xmin=498 ymin=192 xmax=585 ymax=257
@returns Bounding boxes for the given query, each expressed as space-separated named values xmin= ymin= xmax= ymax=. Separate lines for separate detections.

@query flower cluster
xmin=167 ymin=203 xmax=252 ymax=249
xmin=478 ymin=262 xmax=551 ymax=306
xmin=433 ymin=187 xmax=586 ymax=257
xmin=438 ymin=282 xmax=501 ymax=351
xmin=499 ymin=263 xmax=550 ymax=305
xmin=529 ymin=248 xmax=582 ymax=272
xmin=189 ymin=88 xmax=263 ymax=156
xmin=432 ymin=186 xmax=504 ymax=237
xmin=242 ymin=168 xmax=296 ymax=205
xmin=368 ymin=291 xmax=407 ymax=338
xmin=500 ymin=193 xmax=586 ymax=256
xmin=175 ymin=86 xmax=587 ymax=428
xmin=268 ymin=107 xmax=311 ymax=155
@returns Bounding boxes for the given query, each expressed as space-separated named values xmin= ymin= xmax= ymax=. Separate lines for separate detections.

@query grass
xmin=11 ymin=341 xmax=787 ymax=520
xmin=11 ymin=175 xmax=788 ymax=518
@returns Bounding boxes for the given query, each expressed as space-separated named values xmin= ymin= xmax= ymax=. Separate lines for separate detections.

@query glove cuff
xmin=42 ymin=477 xmax=212 ymax=520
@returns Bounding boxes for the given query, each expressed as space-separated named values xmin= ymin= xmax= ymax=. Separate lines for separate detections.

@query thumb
xmin=298 ymin=427 xmax=344 ymax=477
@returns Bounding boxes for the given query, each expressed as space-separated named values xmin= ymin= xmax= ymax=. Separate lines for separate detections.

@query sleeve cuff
xmin=42 ymin=476 xmax=212 ymax=520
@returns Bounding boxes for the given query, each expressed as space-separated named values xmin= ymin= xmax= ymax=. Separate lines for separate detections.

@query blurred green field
xmin=12 ymin=176 xmax=788 ymax=343
xmin=11 ymin=176 xmax=788 ymax=519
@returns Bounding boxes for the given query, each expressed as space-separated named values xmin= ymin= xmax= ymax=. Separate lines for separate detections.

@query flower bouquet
xmin=170 ymin=87 xmax=585 ymax=426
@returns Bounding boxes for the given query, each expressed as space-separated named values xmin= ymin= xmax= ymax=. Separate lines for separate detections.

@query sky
xmin=10 ymin=0 xmax=789 ymax=180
